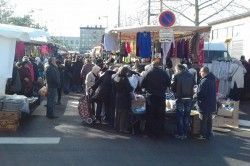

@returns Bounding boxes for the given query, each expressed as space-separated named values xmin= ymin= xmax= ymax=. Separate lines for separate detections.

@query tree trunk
xmin=195 ymin=0 xmax=199 ymax=26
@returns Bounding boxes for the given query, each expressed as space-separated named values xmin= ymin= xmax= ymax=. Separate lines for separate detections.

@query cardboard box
xmin=0 ymin=110 xmax=20 ymax=131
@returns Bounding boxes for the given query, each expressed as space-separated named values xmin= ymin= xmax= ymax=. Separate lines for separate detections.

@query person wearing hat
xmin=46 ymin=57 xmax=60 ymax=119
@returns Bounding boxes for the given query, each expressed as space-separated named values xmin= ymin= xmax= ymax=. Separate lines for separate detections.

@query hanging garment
xmin=229 ymin=61 xmax=247 ymax=89
xmin=120 ymin=42 xmax=128 ymax=57
xmin=125 ymin=42 xmax=132 ymax=54
xmin=40 ymin=45 xmax=49 ymax=55
xmin=136 ymin=32 xmax=152 ymax=58
xmin=130 ymin=41 xmax=136 ymax=55
xmin=198 ymin=38 xmax=205 ymax=65
xmin=184 ymin=39 xmax=190 ymax=59
xmin=104 ymin=33 xmax=119 ymax=52
xmin=161 ymin=36 xmax=175 ymax=66
xmin=15 ymin=42 xmax=25 ymax=59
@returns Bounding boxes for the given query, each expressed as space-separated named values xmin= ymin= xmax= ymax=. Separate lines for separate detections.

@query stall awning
xmin=109 ymin=25 xmax=211 ymax=34
xmin=0 ymin=24 xmax=50 ymax=42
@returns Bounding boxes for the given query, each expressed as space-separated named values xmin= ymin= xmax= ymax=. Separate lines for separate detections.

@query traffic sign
xmin=159 ymin=10 xmax=176 ymax=27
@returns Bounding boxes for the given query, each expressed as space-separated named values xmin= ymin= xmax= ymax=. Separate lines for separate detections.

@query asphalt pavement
xmin=0 ymin=93 xmax=250 ymax=166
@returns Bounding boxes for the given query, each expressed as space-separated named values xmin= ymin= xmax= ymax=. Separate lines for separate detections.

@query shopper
xmin=63 ymin=59 xmax=73 ymax=95
xmin=141 ymin=61 xmax=171 ymax=138
xmin=113 ymin=66 xmax=133 ymax=133
xmin=56 ymin=58 xmax=64 ymax=105
xmin=80 ymin=58 xmax=94 ymax=93
xmin=46 ymin=57 xmax=60 ymax=119
xmin=91 ymin=68 xmax=116 ymax=125
xmin=172 ymin=64 xmax=195 ymax=140
xmin=197 ymin=66 xmax=216 ymax=140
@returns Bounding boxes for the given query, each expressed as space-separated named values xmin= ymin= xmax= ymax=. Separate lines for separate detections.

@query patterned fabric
xmin=78 ymin=95 xmax=94 ymax=124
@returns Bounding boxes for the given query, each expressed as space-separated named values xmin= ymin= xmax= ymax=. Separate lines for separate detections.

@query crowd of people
xmin=6 ymin=53 xmax=250 ymax=140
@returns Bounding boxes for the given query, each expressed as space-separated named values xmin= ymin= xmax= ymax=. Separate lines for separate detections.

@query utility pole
xmin=118 ymin=0 xmax=121 ymax=27
xmin=148 ymin=0 xmax=163 ymax=25
xmin=147 ymin=0 xmax=151 ymax=25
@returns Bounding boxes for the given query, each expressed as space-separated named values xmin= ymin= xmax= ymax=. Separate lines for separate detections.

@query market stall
xmin=0 ymin=24 xmax=49 ymax=131
xmin=104 ymin=25 xmax=210 ymax=66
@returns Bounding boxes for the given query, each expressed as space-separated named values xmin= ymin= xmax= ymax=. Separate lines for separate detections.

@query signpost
xmin=159 ymin=28 xmax=174 ymax=43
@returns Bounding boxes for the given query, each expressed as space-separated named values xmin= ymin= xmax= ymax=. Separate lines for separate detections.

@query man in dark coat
xmin=91 ymin=69 xmax=116 ymax=125
xmin=197 ymin=66 xmax=216 ymax=139
xmin=113 ymin=66 xmax=133 ymax=133
xmin=172 ymin=64 xmax=195 ymax=140
xmin=46 ymin=57 xmax=60 ymax=119
xmin=141 ymin=61 xmax=171 ymax=138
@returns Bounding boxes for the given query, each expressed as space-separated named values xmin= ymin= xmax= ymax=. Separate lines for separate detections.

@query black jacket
xmin=172 ymin=70 xmax=195 ymax=99
xmin=197 ymin=73 xmax=217 ymax=113
xmin=92 ymin=70 xmax=116 ymax=101
xmin=113 ymin=75 xmax=133 ymax=110
xmin=141 ymin=67 xmax=171 ymax=97
xmin=46 ymin=64 xmax=60 ymax=89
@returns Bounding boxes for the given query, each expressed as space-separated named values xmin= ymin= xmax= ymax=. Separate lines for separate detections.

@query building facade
xmin=55 ymin=36 xmax=80 ymax=52
xmin=79 ymin=26 xmax=105 ymax=54
xmin=209 ymin=12 xmax=250 ymax=60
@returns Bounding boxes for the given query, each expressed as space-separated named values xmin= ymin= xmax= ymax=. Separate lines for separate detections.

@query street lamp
xmin=98 ymin=16 xmax=109 ymax=28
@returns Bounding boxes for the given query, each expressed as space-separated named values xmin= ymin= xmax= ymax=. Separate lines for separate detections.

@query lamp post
xmin=99 ymin=16 xmax=109 ymax=28
xmin=118 ymin=0 xmax=121 ymax=27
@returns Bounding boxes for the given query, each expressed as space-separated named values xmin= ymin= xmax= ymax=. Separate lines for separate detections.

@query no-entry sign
xmin=159 ymin=10 xmax=176 ymax=27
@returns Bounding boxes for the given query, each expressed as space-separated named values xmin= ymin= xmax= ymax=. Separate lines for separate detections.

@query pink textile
xmin=15 ymin=42 xmax=25 ymax=59
xmin=40 ymin=45 xmax=49 ymax=55
xmin=125 ymin=42 xmax=132 ymax=54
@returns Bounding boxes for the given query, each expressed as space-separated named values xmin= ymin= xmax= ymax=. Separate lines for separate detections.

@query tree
xmin=50 ymin=36 xmax=73 ymax=50
xmin=0 ymin=0 xmax=13 ymax=24
xmin=160 ymin=0 xmax=250 ymax=26
xmin=0 ymin=0 xmax=47 ymax=31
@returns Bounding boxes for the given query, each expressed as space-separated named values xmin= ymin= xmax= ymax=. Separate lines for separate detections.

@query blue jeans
xmin=176 ymin=99 xmax=193 ymax=136
xmin=47 ymin=88 xmax=57 ymax=117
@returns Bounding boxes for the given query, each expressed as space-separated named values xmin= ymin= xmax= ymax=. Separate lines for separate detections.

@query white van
xmin=204 ymin=42 xmax=231 ymax=63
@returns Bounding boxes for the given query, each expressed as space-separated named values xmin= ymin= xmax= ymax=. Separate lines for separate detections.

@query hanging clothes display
xmin=15 ymin=41 xmax=25 ymax=59
xmin=136 ymin=32 xmax=152 ymax=58
xmin=161 ymin=36 xmax=174 ymax=65
xmin=40 ymin=45 xmax=49 ymax=55
xmin=125 ymin=42 xmax=131 ymax=54
xmin=120 ymin=42 xmax=128 ymax=57
xmin=210 ymin=61 xmax=231 ymax=97
xmin=104 ymin=33 xmax=119 ymax=52
xmin=198 ymin=38 xmax=205 ymax=65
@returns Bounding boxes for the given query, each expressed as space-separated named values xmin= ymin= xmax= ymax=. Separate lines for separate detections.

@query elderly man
xmin=197 ymin=66 xmax=216 ymax=140
xmin=46 ymin=57 xmax=60 ymax=119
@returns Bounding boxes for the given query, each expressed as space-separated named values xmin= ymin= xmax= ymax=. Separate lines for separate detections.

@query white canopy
xmin=0 ymin=24 xmax=50 ymax=42
xmin=109 ymin=25 xmax=210 ymax=34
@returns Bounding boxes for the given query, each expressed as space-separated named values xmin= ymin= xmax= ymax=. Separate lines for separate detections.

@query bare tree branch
xmin=199 ymin=1 xmax=219 ymax=11
xmin=199 ymin=0 xmax=235 ymax=24
xmin=199 ymin=0 xmax=215 ymax=7
xmin=162 ymin=2 xmax=195 ymax=23
xmin=182 ymin=0 xmax=195 ymax=6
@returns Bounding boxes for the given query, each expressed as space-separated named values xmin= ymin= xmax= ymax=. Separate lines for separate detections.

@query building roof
xmin=209 ymin=12 xmax=250 ymax=25
xmin=109 ymin=25 xmax=210 ymax=34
